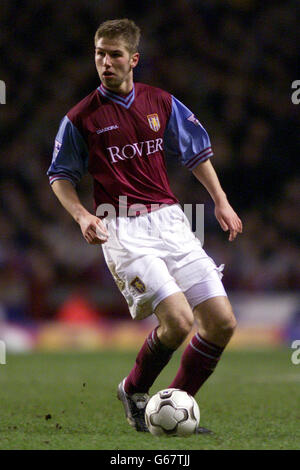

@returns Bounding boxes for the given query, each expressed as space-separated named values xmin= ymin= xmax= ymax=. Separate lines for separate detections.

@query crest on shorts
xmin=147 ymin=113 xmax=160 ymax=132
xmin=130 ymin=276 xmax=146 ymax=294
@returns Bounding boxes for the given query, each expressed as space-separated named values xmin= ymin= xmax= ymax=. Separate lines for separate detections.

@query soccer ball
xmin=145 ymin=388 xmax=200 ymax=436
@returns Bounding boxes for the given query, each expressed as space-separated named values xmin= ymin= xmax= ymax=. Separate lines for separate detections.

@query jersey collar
xmin=98 ymin=83 xmax=135 ymax=109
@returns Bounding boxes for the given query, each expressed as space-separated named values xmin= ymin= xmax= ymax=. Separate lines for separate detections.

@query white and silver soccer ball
xmin=145 ymin=388 xmax=200 ymax=437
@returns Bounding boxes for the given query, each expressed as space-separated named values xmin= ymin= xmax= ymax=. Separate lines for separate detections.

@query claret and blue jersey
xmin=47 ymin=82 xmax=213 ymax=213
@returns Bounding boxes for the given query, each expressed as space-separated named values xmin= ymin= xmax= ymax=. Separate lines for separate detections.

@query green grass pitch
xmin=0 ymin=348 xmax=299 ymax=450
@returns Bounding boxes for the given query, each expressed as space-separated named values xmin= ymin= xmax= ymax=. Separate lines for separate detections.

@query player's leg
xmin=124 ymin=291 xmax=194 ymax=395
xmin=194 ymin=295 xmax=237 ymax=347
xmin=155 ymin=289 xmax=194 ymax=349
xmin=169 ymin=294 xmax=237 ymax=396
xmin=118 ymin=291 xmax=194 ymax=431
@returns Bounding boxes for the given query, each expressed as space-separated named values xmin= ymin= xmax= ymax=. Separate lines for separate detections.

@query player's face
xmin=95 ymin=37 xmax=139 ymax=94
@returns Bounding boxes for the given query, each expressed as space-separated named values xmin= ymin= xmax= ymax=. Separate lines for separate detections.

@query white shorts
xmin=101 ymin=204 xmax=227 ymax=320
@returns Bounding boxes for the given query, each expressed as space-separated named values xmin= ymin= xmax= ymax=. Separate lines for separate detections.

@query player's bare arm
xmin=192 ymin=159 xmax=243 ymax=241
xmin=51 ymin=179 xmax=109 ymax=245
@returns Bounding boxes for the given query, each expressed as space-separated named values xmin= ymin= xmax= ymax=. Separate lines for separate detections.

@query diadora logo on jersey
xmin=187 ymin=114 xmax=201 ymax=126
xmin=107 ymin=138 xmax=163 ymax=164
xmin=147 ymin=113 xmax=160 ymax=132
xmin=130 ymin=277 xmax=146 ymax=294
xmin=96 ymin=124 xmax=119 ymax=134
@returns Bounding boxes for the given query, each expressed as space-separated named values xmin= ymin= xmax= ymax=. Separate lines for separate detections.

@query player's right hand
xmin=78 ymin=213 xmax=109 ymax=245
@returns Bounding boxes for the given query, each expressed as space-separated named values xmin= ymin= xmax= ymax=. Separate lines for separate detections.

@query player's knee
xmin=221 ymin=314 xmax=237 ymax=338
xmin=216 ymin=311 xmax=237 ymax=340
xmin=174 ymin=311 xmax=194 ymax=340
xmin=160 ymin=309 xmax=194 ymax=349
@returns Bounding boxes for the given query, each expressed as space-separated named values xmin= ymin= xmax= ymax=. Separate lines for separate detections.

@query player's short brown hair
xmin=94 ymin=19 xmax=141 ymax=54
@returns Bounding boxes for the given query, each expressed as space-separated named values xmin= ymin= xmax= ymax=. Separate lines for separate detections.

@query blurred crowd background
xmin=0 ymin=0 xmax=299 ymax=325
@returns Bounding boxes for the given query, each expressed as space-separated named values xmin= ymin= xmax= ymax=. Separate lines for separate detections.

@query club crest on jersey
xmin=130 ymin=277 xmax=146 ymax=294
xmin=147 ymin=113 xmax=160 ymax=132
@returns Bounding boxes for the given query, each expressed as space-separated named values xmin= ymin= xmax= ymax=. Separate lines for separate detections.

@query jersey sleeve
xmin=163 ymin=96 xmax=213 ymax=170
xmin=47 ymin=115 xmax=89 ymax=186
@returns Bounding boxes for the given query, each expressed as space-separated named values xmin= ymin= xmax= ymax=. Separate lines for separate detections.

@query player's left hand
xmin=214 ymin=202 xmax=243 ymax=241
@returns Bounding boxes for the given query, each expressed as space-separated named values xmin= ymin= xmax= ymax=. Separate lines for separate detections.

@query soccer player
xmin=48 ymin=19 xmax=242 ymax=433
